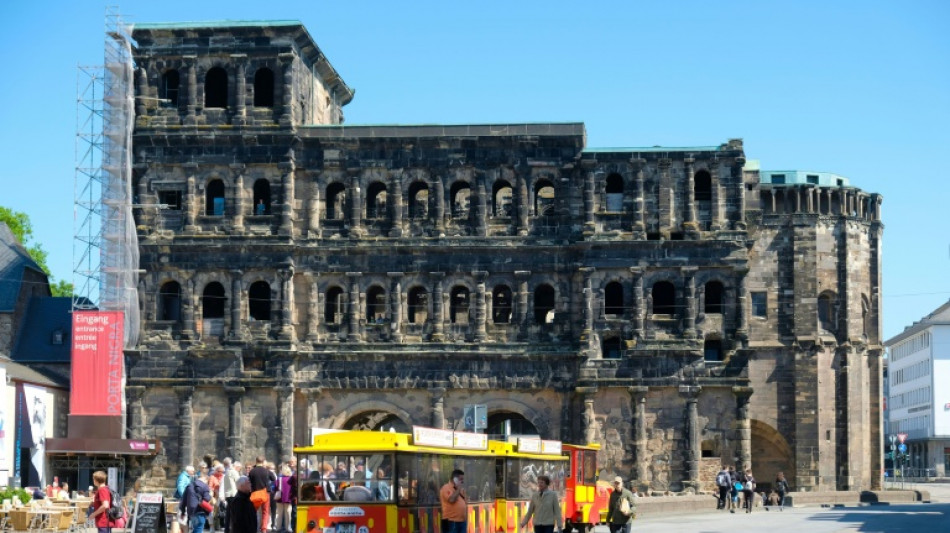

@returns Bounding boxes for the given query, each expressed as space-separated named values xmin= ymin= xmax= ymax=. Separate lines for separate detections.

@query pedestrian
xmin=728 ymin=466 xmax=739 ymax=513
xmin=773 ymin=472 xmax=789 ymax=511
xmin=248 ymin=457 xmax=272 ymax=533
xmin=177 ymin=465 xmax=196 ymax=500
xmin=209 ymin=464 xmax=224 ymax=530
xmin=741 ymin=470 xmax=756 ymax=513
xmin=605 ymin=476 xmax=636 ymax=533
xmin=439 ymin=469 xmax=467 ymax=533
xmin=267 ymin=462 xmax=279 ymax=532
xmin=89 ymin=470 xmax=114 ymax=533
xmin=518 ymin=475 xmax=562 ymax=533
xmin=222 ymin=458 xmax=240 ymax=533
xmin=229 ymin=476 xmax=259 ymax=533
xmin=715 ymin=465 xmax=730 ymax=510
xmin=275 ymin=465 xmax=295 ymax=533
xmin=184 ymin=473 xmax=213 ymax=533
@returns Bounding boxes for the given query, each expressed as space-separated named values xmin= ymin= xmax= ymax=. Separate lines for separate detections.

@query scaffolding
xmin=73 ymin=7 xmax=139 ymax=348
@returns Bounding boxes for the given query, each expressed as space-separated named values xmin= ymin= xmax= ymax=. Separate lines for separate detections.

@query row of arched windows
xmin=603 ymin=280 xmax=724 ymax=316
xmin=159 ymin=67 xmax=275 ymax=108
xmin=602 ymin=171 xmax=713 ymax=212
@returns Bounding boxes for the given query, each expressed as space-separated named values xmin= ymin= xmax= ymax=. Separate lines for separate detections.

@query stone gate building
xmin=125 ymin=20 xmax=884 ymax=493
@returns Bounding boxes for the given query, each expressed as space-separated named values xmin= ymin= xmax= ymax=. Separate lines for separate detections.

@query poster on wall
xmin=71 ymin=311 xmax=124 ymax=416
xmin=22 ymin=383 xmax=48 ymax=486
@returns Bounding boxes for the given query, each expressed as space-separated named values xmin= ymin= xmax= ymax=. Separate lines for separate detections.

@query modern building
xmin=884 ymin=300 xmax=950 ymax=477
xmin=124 ymin=20 xmax=884 ymax=493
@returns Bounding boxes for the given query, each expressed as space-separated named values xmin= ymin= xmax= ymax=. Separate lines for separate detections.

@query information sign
xmin=131 ymin=492 xmax=167 ymax=533
xmin=898 ymin=443 xmax=907 ymax=453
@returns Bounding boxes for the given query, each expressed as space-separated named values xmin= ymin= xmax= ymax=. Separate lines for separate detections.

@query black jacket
xmin=229 ymin=491 xmax=259 ymax=533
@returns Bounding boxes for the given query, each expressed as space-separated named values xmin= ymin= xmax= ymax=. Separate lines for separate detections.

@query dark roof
xmin=0 ymin=222 xmax=46 ymax=312
xmin=12 ymin=297 xmax=74 ymax=363
xmin=1 ymin=356 xmax=67 ymax=388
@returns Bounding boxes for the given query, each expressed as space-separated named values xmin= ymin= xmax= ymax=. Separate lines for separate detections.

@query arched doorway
xmin=486 ymin=412 xmax=539 ymax=440
xmin=750 ymin=419 xmax=795 ymax=492
xmin=341 ymin=411 xmax=410 ymax=433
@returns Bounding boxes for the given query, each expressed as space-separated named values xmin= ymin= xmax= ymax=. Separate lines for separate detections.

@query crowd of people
xmin=714 ymin=466 xmax=790 ymax=513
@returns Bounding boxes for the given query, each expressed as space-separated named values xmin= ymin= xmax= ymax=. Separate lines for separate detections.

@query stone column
xmin=184 ymin=165 xmax=198 ymax=231
xmin=794 ymin=187 xmax=802 ymax=212
xmin=278 ymin=53 xmax=294 ymax=126
xmin=349 ymin=177 xmax=364 ymax=237
xmin=733 ymin=156 xmax=746 ymax=229
xmin=431 ymin=387 xmax=446 ymax=429
xmin=135 ymin=64 xmax=148 ymax=117
xmin=230 ymin=270 xmax=244 ymax=340
xmin=630 ymin=267 xmax=644 ymax=338
xmin=390 ymin=173 xmax=404 ymax=237
xmin=388 ymin=272 xmax=403 ymax=342
xmin=516 ymin=270 xmax=531 ymax=339
xmin=347 ymin=272 xmax=362 ymax=342
xmin=307 ymin=274 xmax=320 ymax=342
xmin=683 ymin=388 xmax=701 ymax=491
xmin=433 ymin=178 xmax=445 ymax=235
xmin=176 ymin=386 xmax=195 ymax=468
xmin=225 ymin=387 xmax=245 ymax=460
xmin=277 ymin=385 xmax=295 ymax=462
xmin=279 ymin=265 xmax=295 ymax=340
xmin=308 ymin=180 xmax=321 ymax=237
xmin=658 ymin=158 xmax=672 ymax=230
xmin=517 ymin=174 xmax=530 ymax=235
xmin=431 ymin=273 xmax=445 ymax=341
xmin=126 ymin=386 xmax=145 ymax=440
xmin=583 ymin=169 xmax=595 ymax=234
xmin=684 ymin=157 xmax=696 ymax=224
xmin=734 ymin=387 xmax=753 ymax=472
xmin=683 ymin=268 xmax=696 ymax=338
xmin=183 ymin=278 xmax=197 ymax=340
xmin=632 ymin=159 xmax=646 ymax=234
xmin=232 ymin=164 xmax=246 ymax=233
xmin=475 ymin=176 xmax=487 ymax=237
xmin=629 ymin=387 xmax=649 ymax=488
xmin=184 ymin=56 xmax=197 ymax=124
xmin=710 ymin=166 xmax=721 ymax=230
xmin=280 ymin=160 xmax=295 ymax=236
xmin=735 ymin=269 xmax=749 ymax=342
xmin=581 ymin=267 xmax=595 ymax=331
xmin=581 ymin=390 xmax=599 ymax=445
xmin=232 ymin=55 xmax=247 ymax=126
xmin=473 ymin=271 xmax=487 ymax=342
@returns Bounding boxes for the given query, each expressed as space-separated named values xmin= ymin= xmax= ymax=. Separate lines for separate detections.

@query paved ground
xmin=590 ymin=483 xmax=950 ymax=533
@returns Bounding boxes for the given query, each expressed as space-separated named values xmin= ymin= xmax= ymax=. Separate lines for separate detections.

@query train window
xmin=396 ymin=453 xmax=497 ymax=506
xmin=298 ymin=454 xmax=392 ymax=502
xmin=582 ymin=451 xmax=597 ymax=485
xmin=506 ymin=458 xmax=566 ymax=500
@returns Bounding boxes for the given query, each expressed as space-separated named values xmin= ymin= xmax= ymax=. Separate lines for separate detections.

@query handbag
xmin=619 ymin=495 xmax=632 ymax=516
xmin=250 ymin=488 xmax=268 ymax=509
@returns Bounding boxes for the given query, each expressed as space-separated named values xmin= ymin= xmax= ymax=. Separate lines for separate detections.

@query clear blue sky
xmin=1 ymin=1 xmax=947 ymax=340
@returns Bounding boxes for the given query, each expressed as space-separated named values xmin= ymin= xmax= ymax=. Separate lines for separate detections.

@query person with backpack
xmin=741 ymin=470 xmax=756 ymax=513
xmin=89 ymin=470 xmax=115 ymax=533
xmin=184 ymin=473 xmax=214 ymax=533
xmin=715 ymin=466 xmax=731 ymax=510
xmin=728 ymin=466 xmax=740 ymax=513
xmin=605 ymin=476 xmax=636 ymax=533
xmin=772 ymin=472 xmax=789 ymax=511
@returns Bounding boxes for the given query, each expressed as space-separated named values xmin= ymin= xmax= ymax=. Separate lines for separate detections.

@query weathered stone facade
xmin=126 ymin=21 xmax=884 ymax=493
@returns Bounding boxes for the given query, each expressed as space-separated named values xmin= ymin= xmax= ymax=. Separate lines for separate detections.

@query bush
xmin=0 ymin=487 xmax=32 ymax=505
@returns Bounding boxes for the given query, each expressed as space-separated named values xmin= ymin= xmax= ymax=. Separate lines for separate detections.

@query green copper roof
xmin=584 ymin=146 xmax=721 ymax=153
xmin=133 ymin=20 xmax=302 ymax=30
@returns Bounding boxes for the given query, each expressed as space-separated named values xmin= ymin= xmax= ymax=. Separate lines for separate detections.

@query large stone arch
xmin=481 ymin=399 xmax=551 ymax=438
xmin=325 ymin=399 xmax=414 ymax=433
xmin=750 ymin=419 xmax=795 ymax=491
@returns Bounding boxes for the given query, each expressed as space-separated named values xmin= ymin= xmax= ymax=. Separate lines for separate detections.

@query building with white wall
xmin=885 ymin=299 xmax=950 ymax=477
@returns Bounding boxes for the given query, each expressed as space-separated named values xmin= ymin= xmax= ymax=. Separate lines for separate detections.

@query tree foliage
xmin=0 ymin=206 xmax=73 ymax=297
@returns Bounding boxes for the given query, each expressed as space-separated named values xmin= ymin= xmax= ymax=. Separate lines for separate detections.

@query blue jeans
xmin=445 ymin=520 xmax=467 ymax=533
xmin=191 ymin=512 xmax=208 ymax=533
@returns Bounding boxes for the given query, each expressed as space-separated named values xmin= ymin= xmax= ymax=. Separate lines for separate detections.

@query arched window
xmin=862 ymin=294 xmax=871 ymax=338
xmin=367 ymin=182 xmax=388 ymax=219
xmin=818 ymin=292 xmax=836 ymax=332
xmin=205 ymin=179 xmax=225 ymax=216
xmin=534 ymin=284 xmax=555 ymax=324
xmin=252 ymin=179 xmax=271 ymax=215
xmin=492 ymin=285 xmax=513 ymax=324
xmin=604 ymin=281 xmax=624 ymax=317
xmin=534 ymin=180 xmax=555 ymax=216
xmin=204 ymin=67 xmax=228 ymax=108
xmin=704 ymin=338 xmax=723 ymax=361
xmin=325 ymin=287 xmax=344 ymax=324
xmin=695 ymin=170 xmax=712 ymax=227
xmin=366 ymin=286 xmax=387 ymax=322
xmin=160 ymin=70 xmax=180 ymax=107
xmin=253 ymin=68 xmax=274 ymax=107
xmin=605 ymin=173 xmax=624 ymax=212
xmin=248 ymin=281 xmax=271 ymax=321
xmin=704 ymin=281 xmax=723 ymax=314
xmin=652 ymin=281 xmax=675 ymax=315
xmin=450 ymin=286 xmax=470 ymax=324
xmin=159 ymin=281 xmax=182 ymax=321
xmin=409 ymin=182 xmax=429 ymax=219
xmin=202 ymin=282 xmax=226 ymax=318
xmin=408 ymin=287 xmax=428 ymax=324
xmin=326 ymin=183 xmax=346 ymax=220
xmin=493 ymin=181 xmax=513 ymax=217
xmin=602 ymin=337 xmax=622 ymax=359
xmin=450 ymin=182 xmax=471 ymax=218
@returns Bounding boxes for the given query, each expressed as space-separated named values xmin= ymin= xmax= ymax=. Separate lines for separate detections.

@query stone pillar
xmin=278 ymin=53 xmax=294 ymax=127
xmin=347 ymin=272 xmax=362 ymax=342
xmin=629 ymin=387 xmax=649 ymax=488
xmin=517 ymin=174 xmax=530 ymax=235
xmin=632 ymin=159 xmax=646 ymax=234
xmin=230 ymin=270 xmax=244 ymax=340
xmin=581 ymin=267 xmax=595 ymax=331
xmin=683 ymin=268 xmax=696 ymax=338
xmin=710 ymin=166 xmax=721 ymax=230
xmin=226 ymin=387 xmax=244 ymax=460
xmin=308 ymin=180 xmax=321 ymax=237
xmin=135 ymin=64 xmax=148 ymax=117
xmin=475 ymin=176 xmax=487 ymax=237
xmin=390 ymin=173 xmax=404 ymax=237
xmin=581 ymin=390 xmax=599 ymax=445
xmin=305 ymin=389 xmax=321 ymax=442
xmin=733 ymin=156 xmax=746 ymax=229
xmin=349 ymin=177 xmax=364 ymax=237
xmin=126 ymin=386 xmax=145 ymax=440
xmin=307 ymin=274 xmax=320 ymax=342
xmin=473 ymin=271 xmax=488 ymax=342
xmin=232 ymin=55 xmax=247 ymax=126
xmin=431 ymin=273 xmax=445 ymax=341
xmin=684 ymin=158 xmax=696 ymax=224
xmin=280 ymin=160 xmax=295 ymax=236
xmin=183 ymin=278 xmax=197 ymax=340
xmin=630 ymin=268 xmax=644 ymax=338
xmin=388 ymin=272 xmax=403 ymax=342
xmin=734 ymin=387 xmax=753 ymax=472
xmin=184 ymin=56 xmax=197 ymax=124
xmin=735 ymin=270 xmax=749 ymax=342
xmin=184 ymin=166 xmax=198 ymax=231
xmin=176 ymin=386 xmax=195 ymax=468
xmin=431 ymin=387 xmax=446 ymax=429
xmin=658 ymin=158 xmax=672 ymax=230
xmin=232 ymin=164 xmax=246 ymax=232
xmin=433 ymin=178 xmax=445 ymax=235
xmin=794 ymin=187 xmax=802 ymax=213
xmin=516 ymin=270 xmax=531 ymax=338
xmin=583 ymin=170 xmax=595 ymax=234
xmin=683 ymin=388 xmax=701 ymax=491
xmin=277 ymin=385 xmax=295 ymax=462
xmin=279 ymin=266 xmax=295 ymax=340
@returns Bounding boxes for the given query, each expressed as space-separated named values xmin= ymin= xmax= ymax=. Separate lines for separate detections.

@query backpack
xmin=106 ymin=487 xmax=125 ymax=521
xmin=716 ymin=472 xmax=729 ymax=487
xmin=743 ymin=479 xmax=754 ymax=491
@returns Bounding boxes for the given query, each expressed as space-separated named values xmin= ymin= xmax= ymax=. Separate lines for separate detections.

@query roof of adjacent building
xmin=133 ymin=20 xmax=302 ymax=30
xmin=13 ymin=296 xmax=74 ymax=364
xmin=884 ymin=298 xmax=950 ymax=346
xmin=760 ymin=170 xmax=851 ymax=187
xmin=0 ymin=223 xmax=46 ymax=312
xmin=0 ymin=355 xmax=67 ymax=389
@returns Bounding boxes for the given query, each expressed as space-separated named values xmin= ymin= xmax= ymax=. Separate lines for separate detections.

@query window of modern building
xmin=160 ymin=69 xmax=180 ymax=107
xmin=204 ymin=67 xmax=228 ymax=108
xmin=450 ymin=182 xmax=470 ymax=219
xmin=325 ymin=287 xmax=344 ymax=324
xmin=159 ymin=281 xmax=182 ymax=321
xmin=326 ymin=183 xmax=346 ymax=220
xmin=407 ymin=287 xmax=428 ymax=324
xmin=704 ymin=281 xmax=723 ymax=314
xmin=807 ymin=174 xmax=819 ymax=185
xmin=367 ymin=182 xmax=388 ymax=219
xmin=652 ymin=281 xmax=675 ymax=316
xmin=534 ymin=284 xmax=555 ymax=324
xmin=450 ymin=286 xmax=470 ymax=323
xmin=202 ymin=282 xmax=226 ymax=318
xmin=771 ymin=174 xmax=786 ymax=184
xmin=408 ymin=182 xmax=429 ymax=219
xmin=604 ymin=281 xmax=624 ymax=317
xmin=248 ymin=281 xmax=271 ymax=321
xmin=253 ymin=179 xmax=271 ymax=215
xmin=253 ymin=67 xmax=274 ymax=107
xmin=205 ymin=179 xmax=225 ymax=216
xmin=492 ymin=285 xmax=513 ymax=324
xmin=751 ymin=292 xmax=767 ymax=317
xmin=534 ymin=180 xmax=555 ymax=216
xmin=602 ymin=337 xmax=622 ymax=359
xmin=366 ymin=286 xmax=387 ymax=322
xmin=493 ymin=180 xmax=513 ymax=217
xmin=605 ymin=173 xmax=624 ymax=212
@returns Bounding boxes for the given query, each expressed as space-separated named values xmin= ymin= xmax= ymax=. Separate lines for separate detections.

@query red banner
xmin=70 ymin=311 xmax=124 ymax=416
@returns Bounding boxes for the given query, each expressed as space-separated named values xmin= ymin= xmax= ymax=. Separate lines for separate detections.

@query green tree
xmin=0 ymin=206 xmax=73 ymax=297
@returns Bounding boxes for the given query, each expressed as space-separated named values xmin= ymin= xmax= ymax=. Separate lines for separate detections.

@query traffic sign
xmin=898 ymin=443 xmax=907 ymax=453
xmin=897 ymin=433 xmax=908 ymax=444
